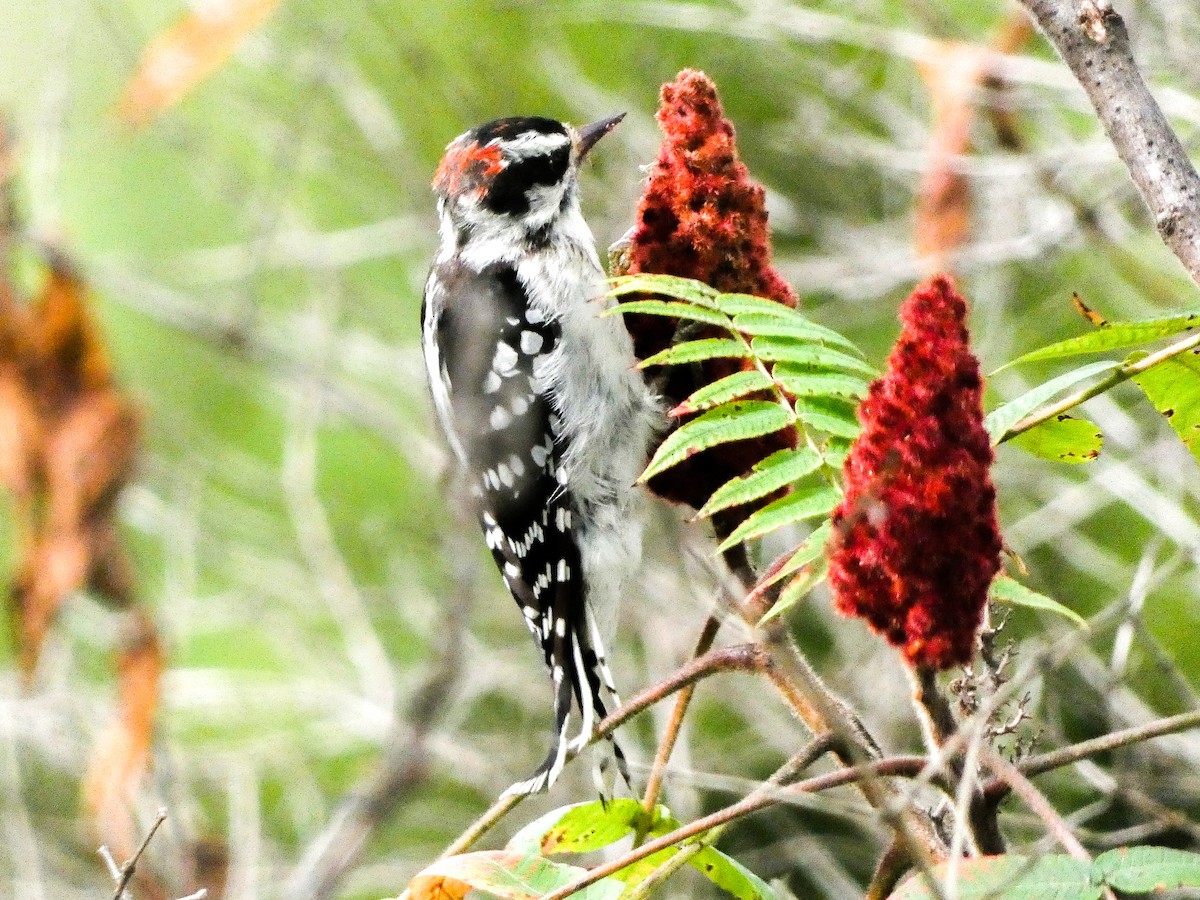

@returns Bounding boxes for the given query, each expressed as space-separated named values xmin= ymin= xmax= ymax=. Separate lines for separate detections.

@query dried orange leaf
xmin=119 ymin=0 xmax=283 ymax=127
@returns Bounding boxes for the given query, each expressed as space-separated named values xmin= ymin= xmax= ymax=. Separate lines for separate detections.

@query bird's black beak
xmin=576 ymin=112 xmax=625 ymax=159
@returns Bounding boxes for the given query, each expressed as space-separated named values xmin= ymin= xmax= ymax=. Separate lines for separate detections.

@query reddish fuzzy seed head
xmin=628 ymin=69 xmax=796 ymax=320
xmin=827 ymin=276 xmax=1001 ymax=670
xmin=626 ymin=69 xmax=797 ymax=518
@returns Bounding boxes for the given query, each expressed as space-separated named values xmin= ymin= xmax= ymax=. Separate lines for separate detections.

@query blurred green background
xmin=3 ymin=1 xmax=1200 ymax=898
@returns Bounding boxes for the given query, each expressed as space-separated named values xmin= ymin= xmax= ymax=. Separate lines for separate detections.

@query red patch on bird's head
xmin=433 ymin=140 xmax=506 ymax=197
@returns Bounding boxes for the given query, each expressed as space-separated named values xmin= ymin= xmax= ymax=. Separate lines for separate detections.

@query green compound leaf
xmin=998 ymin=307 xmax=1200 ymax=371
xmin=985 ymin=360 xmax=1121 ymax=442
xmin=756 ymin=342 xmax=878 ymax=377
xmin=696 ymin=447 xmax=823 ymax=518
xmin=641 ymin=401 xmax=793 ymax=482
xmin=1093 ymin=846 xmax=1200 ymax=893
xmin=609 ymin=273 xmax=720 ymax=307
xmin=639 ymin=337 xmax=750 ymax=368
xmin=718 ymin=485 xmax=840 ymax=551
xmin=794 ymin=397 xmax=862 ymax=439
xmin=411 ymin=851 xmax=625 ymax=900
xmin=1008 ymin=414 xmax=1102 ymax=463
xmin=605 ymin=298 xmax=731 ymax=327
xmin=888 ymin=854 xmax=1096 ymax=900
xmin=673 ymin=370 xmax=775 ymax=416
xmin=775 ymin=369 xmax=871 ymax=400
xmin=691 ymin=847 xmax=779 ymax=900
xmin=989 ymin=575 xmax=1087 ymax=629
xmin=1130 ymin=348 xmax=1200 ymax=463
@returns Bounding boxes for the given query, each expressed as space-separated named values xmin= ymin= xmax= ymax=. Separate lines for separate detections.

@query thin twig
xmin=983 ymin=708 xmax=1200 ymax=800
xmin=984 ymin=751 xmax=1090 ymax=861
xmin=102 ymin=807 xmax=168 ymax=900
xmin=637 ymin=615 xmax=722 ymax=843
xmin=1017 ymin=0 xmax=1200 ymax=284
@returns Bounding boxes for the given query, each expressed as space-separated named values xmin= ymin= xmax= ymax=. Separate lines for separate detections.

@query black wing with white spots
xmin=422 ymin=260 xmax=622 ymax=794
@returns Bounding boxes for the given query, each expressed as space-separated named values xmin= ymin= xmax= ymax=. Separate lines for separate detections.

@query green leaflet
xmin=729 ymin=312 xmax=863 ymax=354
xmin=674 ymin=370 xmax=775 ymax=415
xmin=998 ymin=307 xmax=1200 ymax=371
xmin=794 ymin=397 xmax=862 ymax=439
xmin=1131 ymin=347 xmax=1200 ymax=463
xmin=696 ymin=447 xmax=823 ymax=518
xmin=639 ymin=337 xmax=751 ymax=368
xmin=713 ymin=293 xmax=801 ymax=316
xmin=986 ymin=359 xmax=1121 ymax=442
xmin=1093 ymin=846 xmax=1200 ymax=893
xmin=759 ymin=525 xmax=833 ymax=624
xmin=1008 ymin=414 xmax=1102 ymax=463
xmin=605 ymin=298 xmax=731 ymax=327
xmin=718 ymin=485 xmax=840 ymax=551
xmin=411 ymin=851 xmax=624 ymax=900
xmin=608 ymin=273 xmax=720 ymax=307
xmin=776 ymin=369 xmax=871 ymax=400
xmin=888 ymin=855 xmax=1095 ymax=900
xmin=766 ymin=345 xmax=878 ymax=377
xmin=888 ymin=847 xmax=1200 ymax=900
xmin=641 ymin=401 xmax=794 ymax=482
xmin=989 ymin=575 xmax=1087 ymax=628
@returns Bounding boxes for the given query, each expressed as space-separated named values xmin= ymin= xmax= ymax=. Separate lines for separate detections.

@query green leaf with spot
xmin=1093 ymin=846 xmax=1200 ymax=893
xmin=609 ymin=273 xmax=720 ymax=307
xmin=989 ymin=575 xmax=1087 ymax=629
xmin=642 ymin=401 xmax=793 ymax=482
xmin=718 ymin=485 xmax=840 ymax=550
xmin=639 ymin=337 xmax=750 ymax=368
xmin=998 ymin=308 xmax=1200 ymax=371
xmin=986 ymin=360 xmax=1121 ymax=442
xmin=673 ymin=370 xmax=775 ymax=416
xmin=696 ymin=447 xmax=823 ymax=518
xmin=690 ymin=847 xmax=779 ymax=900
xmin=1130 ymin=348 xmax=1200 ymax=463
xmin=1008 ymin=414 xmax=1102 ymax=463
xmin=604 ymin=299 xmax=731 ymax=327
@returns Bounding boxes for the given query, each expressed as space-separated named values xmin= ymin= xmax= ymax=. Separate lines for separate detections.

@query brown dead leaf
xmin=408 ymin=874 xmax=474 ymax=900
xmin=32 ymin=262 xmax=114 ymax=408
xmin=119 ymin=0 xmax=283 ymax=128
xmin=915 ymin=12 xmax=1034 ymax=266
xmin=916 ymin=42 xmax=986 ymax=263
xmin=83 ymin=609 xmax=164 ymax=864
xmin=1072 ymin=293 xmax=1108 ymax=327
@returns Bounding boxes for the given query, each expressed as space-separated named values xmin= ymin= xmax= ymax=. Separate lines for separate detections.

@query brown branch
xmin=1016 ymin=0 xmax=1200 ymax=285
